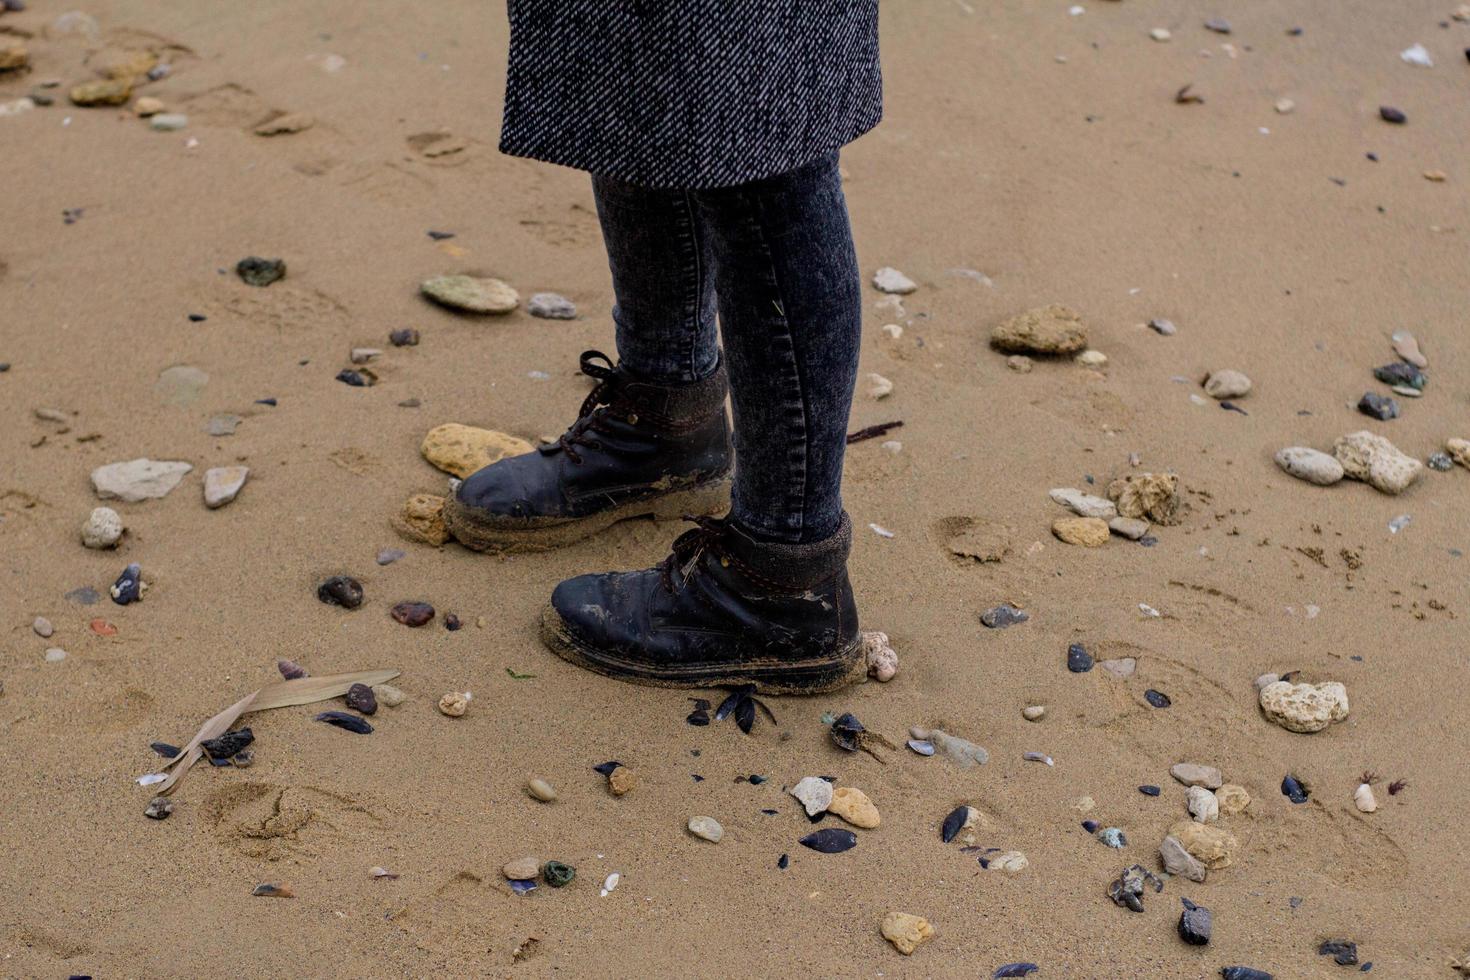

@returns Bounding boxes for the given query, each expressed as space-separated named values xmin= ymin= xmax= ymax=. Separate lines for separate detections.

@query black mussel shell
xmin=734 ymin=697 xmax=755 ymax=734
xmin=777 ymin=853 xmax=789 ymax=869
xmin=1145 ymin=689 xmax=1172 ymax=708
xmin=1139 ymin=785 xmax=1162 ymax=796
xmin=592 ymin=761 xmax=623 ymax=776
xmin=686 ymin=708 xmax=710 ymax=726
xmin=201 ymin=728 xmax=254 ymax=759
xmin=1221 ymin=969 xmax=1273 ymax=980
xmin=315 ymin=711 xmax=373 ymax=734
xmin=111 ymin=563 xmax=143 ymax=605
xmin=941 ymin=805 xmax=970 ymax=843
xmin=749 ymin=774 xmax=767 ymax=785
xmin=1281 ymin=774 xmax=1309 ymax=804
xmin=799 ymin=828 xmax=857 ymax=853
xmin=994 ymin=966 xmax=1040 ymax=979
xmin=316 ymin=576 xmax=364 ymax=609
xmin=1082 ymin=819 xmax=1099 ymax=833
xmin=714 ymin=688 xmax=747 ymax=721
xmin=830 ymin=712 xmax=866 ymax=752
xmin=1318 ymin=940 xmax=1358 ymax=966
xmin=150 ymin=741 xmax=182 ymax=758
xmin=1067 ymin=642 xmax=1093 ymax=673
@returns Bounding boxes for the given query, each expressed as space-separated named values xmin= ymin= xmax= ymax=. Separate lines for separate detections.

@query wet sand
xmin=2 ymin=1 xmax=1469 ymax=976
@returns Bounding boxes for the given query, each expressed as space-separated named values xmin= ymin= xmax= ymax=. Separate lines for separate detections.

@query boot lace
xmin=541 ymin=350 xmax=623 ymax=465
xmin=658 ymin=515 xmax=731 ymax=594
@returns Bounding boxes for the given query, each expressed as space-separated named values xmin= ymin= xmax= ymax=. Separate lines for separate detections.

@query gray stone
xmin=154 ymin=365 xmax=208 ymax=405
xmin=1333 ymin=430 xmax=1423 ymax=495
xmin=81 ymin=506 xmax=124 ymax=548
xmin=687 ymin=815 xmax=724 ymax=843
xmin=203 ymin=466 xmax=248 ymax=509
xmin=1274 ymin=447 xmax=1344 ymax=486
xmin=205 ymin=414 xmax=241 ymax=436
xmin=872 ymin=267 xmax=917 ymax=294
xmin=1148 ymin=318 xmax=1178 ymax=336
xmin=1160 ymin=835 xmax=1207 ymax=882
xmin=528 ymin=292 xmax=577 ymax=319
xmin=148 ymin=112 xmax=188 ymax=131
xmin=1099 ymin=657 xmax=1137 ymax=679
xmin=1049 ymin=487 xmax=1118 ymax=519
xmin=33 ymin=616 xmax=53 ymax=638
xmin=1204 ymin=370 xmax=1252 ymax=399
xmin=1109 ymin=516 xmax=1150 ymax=540
xmin=92 ymin=459 xmax=192 ymax=502
xmin=1170 ymin=763 xmax=1223 ymax=789
xmin=790 ymin=776 xmax=833 ymax=816
xmin=1187 ymin=785 xmax=1219 ymax=823
xmin=502 ymin=856 xmax=540 ymax=881
xmin=44 ymin=647 xmax=66 ymax=662
xmin=421 ymin=274 xmax=519 ymax=314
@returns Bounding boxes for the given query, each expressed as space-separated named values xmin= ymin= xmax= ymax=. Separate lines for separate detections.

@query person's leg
xmin=591 ymin=175 xmax=720 ymax=384
xmin=540 ymin=151 xmax=864 ymax=693
xmin=692 ymin=150 xmax=860 ymax=544
xmin=441 ymin=176 xmax=732 ymax=552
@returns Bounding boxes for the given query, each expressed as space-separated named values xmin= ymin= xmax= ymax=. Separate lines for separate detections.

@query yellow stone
xmin=90 ymin=47 xmax=158 ymax=80
xmin=991 ymin=305 xmax=1088 ymax=354
xmin=1169 ymin=820 xmax=1239 ymax=870
xmin=421 ymin=423 xmax=534 ymax=478
xmin=0 ymin=40 xmax=28 ymax=72
xmin=70 ymin=78 xmax=133 ymax=107
xmin=829 ymin=787 xmax=880 ymax=829
xmin=1107 ymin=472 xmax=1180 ymax=524
xmin=134 ymin=96 xmax=166 ymax=116
xmin=880 ymin=912 xmax=934 ymax=955
xmin=392 ymin=493 xmax=450 ymax=546
xmin=1215 ymin=784 xmax=1251 ymax=815
xmin=438 ymin=691 xmax=468 ymax=717
xmin=1052 ymin=516 xmax=1110 ymax=547
xmin=608 ymin=766 xmax=637 ymax=796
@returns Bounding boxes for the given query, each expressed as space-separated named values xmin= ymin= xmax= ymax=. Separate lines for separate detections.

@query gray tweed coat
xmin=499 ymin=1 xmax=882 ymax=189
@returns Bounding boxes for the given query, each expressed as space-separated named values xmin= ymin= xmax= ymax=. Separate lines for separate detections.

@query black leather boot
xmin=443 ymin=351 xmax=733 ymax=552
xmin=540 ymin=513 xmax=862 ymax=694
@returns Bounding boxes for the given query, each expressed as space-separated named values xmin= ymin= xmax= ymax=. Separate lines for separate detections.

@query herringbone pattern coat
xmin=500 ymin=1 xmax=882 ymax=189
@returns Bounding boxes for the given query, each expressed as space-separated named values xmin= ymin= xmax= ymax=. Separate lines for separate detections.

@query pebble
xmin=880 ymin=912 xmax=934 ymax=955
xmin=372 ymin=683 xmax=406 ymax=707
xmin=1108 ymin=516 xmax=1150 ymax=540
xmin=866 ymin=372 xmax=894 ymax=399
xmin=1145 ymin=689 xmax=1171 ymax=708
xmin=236 ymin=256 xmax=286 ymax=287
xmin=1274 ymin=447 xmax=1345 ymax=486
xmin=438 ymin=691 xmax=470 ymax=717
xmin=1075 ymin=349 xmax=1108 ymax=368
xmin=0 ymin=37 xmax=27 ymax=71
xmin=608 ymin=765 xmax=637 ymax=796
xmin=376 ymin=548 xmax=406 ymax=565
xmin=1052 ymin=516 xmax=1110 ymax=547
xmin=980 ymin=604 xmax=1029 ymax=629
xmin=1049 ymin=487 xmax=1117 ymax=519
xmin=203 ymin=466 xmax=249 ymax=508
xmin=1022 ymin=705 xmax=1046 ymax=721
xmin=1187 ymin=785 xmax=1219 ymax=823
xmin=527 ymin=778 xmax=558 ymax=802
xmin=1066 ymin=642 xmax=1094 ymax=673
xmin=987 ymin=851 xmax=1029 ymax=874
xmin=64 ymin=587 xmax=100 ymax=605
xmin=502 ymin=856 xmax=540 ymax=881
xmin=389 ymin=328 xmax=420 ymax=347
xmin=350 ymin=348 xmax=382 ymax=365
xmin=829 ymin=787 xmax=881 ymax=828
xmin=1107 ymin=472 xmax=1179 ymax=524
xmin=33 ymin=616 xmax=53 ymax=638
xmin=317 ymin=576 xmax=364 ymax=609
xmin=44 ymin=647 xmax=66 ymax=662
xmin=148 ymin=113 xmax=188 ymax=131
xmin=687 ymin=815 xmax=724 ymax=843
xmin=421 ymin=423 xmax=534 ymax=478
xmin=206 ymin=414 xmax=242 ymax=436
xmin=991 ymin=305 xmax=1087 ymax=354
xmin=1357 ymin=392 xmax=1399 ymax=421
xmin=91 ymin=459 xmax=193 ymax=502
xmin=1427 ymin=448 xmax=1452 ymax=470
xmin=70 ymin=78 xmax=133 ymax=106
xmin=1171 ymin=763 xmax=1223 ymax=789
xmin=1099 ymin=657 xmax=1136 ymax=679
xmin=1445 ymin=438 xmax=1470 ymax=469
xmin=1275 ymin=97 xmax=1296 ymax=114
xmin=1215 ymin=784 xmax=1251 ymax=815
xmin=345 ymin=683 xmax=377 ymax=715
xmin=1221 ymin=969 xmax=1274 ymax=980
xmin=1148 ymin=318 xmax=1177 ymax=336
xmin=1149 ymin=27 xmax=1172 ymax=41
xmin=391 ymin=601 xmax=436 ymax=626
xmin=1373 ymin=361 xmax=1426 ymax=390
xmin=1160 ymin=835 xmax=1207 ymax=882
xmin=1380 ymin=106 xmax=1407 ymax=124
xmin=1354 ymin=781 xmax=1378 ymax=813
xmin=421 ymin=274 xmax=519 ymax=314
xmin=1258 ymin=679 xmax=1349 ymax=733
xmin=600 ymin=872 xmax=620 ymax=897
xmin=144 ymin=796 xmax=174 ymax=820
xmin=1391 ymin=329 xmax=1427 ymax=368
xmin=1204 ymin=370 xmax=1252 ymax=400
xmin=872 ymin=267 xmax=918 ymax=294
xmin=1096 ymin=827 xmax=1126 ymax=848
xmin=1007 ymin=354 xmax=1033 ymax=373
xmin=1178 ymin=898 xmax=1212 ymax=945
xmin=790 ymin=776 xmax=834 ymax=816
xmin=1333 ymin=431 xmax=1422 ymax=494
xmin=133 ymin=96 xmax=165 ymax=116
xmin=861 ymin=630 xmax=899 ymax=681
xmin=393 ymin=493 xmax=451 ymax=546
xmin=1169 ymin=820 xmax=1239 ymax=869
xmin=528 ymin=292 xmax=577 ymax=319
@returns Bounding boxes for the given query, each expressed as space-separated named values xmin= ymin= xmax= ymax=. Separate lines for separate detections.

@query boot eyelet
xmin=720 ymin=557 xmax=729 ymax=567
xmin=627 ymin=413 xmax=638 ymax=424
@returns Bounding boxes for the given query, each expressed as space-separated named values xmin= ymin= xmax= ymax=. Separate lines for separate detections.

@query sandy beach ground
xmin=3 ymin=1 xmax=1469 ymax=976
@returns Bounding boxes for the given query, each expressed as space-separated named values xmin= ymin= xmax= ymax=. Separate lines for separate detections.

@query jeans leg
xmin=692 ymin=152 xmax=861 ymax=544
xmin=590 ymin=173 xmax=720 ymax=384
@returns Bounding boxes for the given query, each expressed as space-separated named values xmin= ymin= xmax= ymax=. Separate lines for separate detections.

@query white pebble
xmin=44 ymin=647 xmax=67 ymax=662
xmin=872 ymin=267 xmax=917 ymax=295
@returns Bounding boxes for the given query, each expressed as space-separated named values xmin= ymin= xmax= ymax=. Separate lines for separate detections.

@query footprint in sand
xmin=205 ymin=782 xmax=382 ymax=861
xmin=932 ymin=515 xmax=1014 ymax=565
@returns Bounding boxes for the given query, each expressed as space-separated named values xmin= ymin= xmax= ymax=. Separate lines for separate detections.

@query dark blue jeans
xmin=591 ymin=151 xmax=861 ymax=545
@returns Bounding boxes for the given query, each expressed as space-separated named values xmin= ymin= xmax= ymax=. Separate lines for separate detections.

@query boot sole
xmin=443 ymin=476 xmax=732 ymax=554
xmin=539 ymin=603 xmax=865 ymax=696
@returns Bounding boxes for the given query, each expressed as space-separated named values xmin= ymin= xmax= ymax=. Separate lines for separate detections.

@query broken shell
xmin=369 ymin=866 xmax=399 ymax=879
xmin=201 ymin=728 xmax=254 ymax=760
xmin=1354 ymin=782 xmax=1378 ymax=813
xmin=251 ymin=883 xmax=294 ymax=898
xmin=438 ymin=691 xmax=470 ymax=717
xmin=144 ymin=795 xmax=172 ymax=820
xmin=277 ymin=658 xmax=308 ymax=680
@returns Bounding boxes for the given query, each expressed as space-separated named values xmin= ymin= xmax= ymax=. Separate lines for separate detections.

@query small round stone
xmin=344 ymin=683 xmax=377 ymax=715
xmin=391 ymin=601 xmax=435 ymax=626
xmin=438 ymin=691 xmax=469 ymax=717
xmin=1022 ymin=705 xmax=1046 ymax=721
xmin=608 ymin=765 xmax=637 ymax=796
xmin=502 ymin=856 xmax=540 ymax=881
xmin=81 ymin=506 xmax=125 ymax=548
xmin=527 ymin=778 xmax=558 ymax=802
xmin=372 ymin=683 xmax=406 ymax=707
xmin=316 ymin=576 xmax=364 ymax=609
xmin=32 ymin=616 xmax=53 ymax=638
